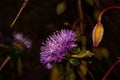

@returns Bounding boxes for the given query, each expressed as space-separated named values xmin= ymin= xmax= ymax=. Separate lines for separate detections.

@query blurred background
xmin=0 ymin=0 xmax=120 ymax=80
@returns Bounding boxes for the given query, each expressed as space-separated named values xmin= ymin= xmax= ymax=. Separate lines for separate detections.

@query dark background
xmin=0 ymin=0 xmax=120 ymax=80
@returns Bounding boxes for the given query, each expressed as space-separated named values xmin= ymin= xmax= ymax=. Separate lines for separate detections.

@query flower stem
xmin=77 ymin=0 xmax=84 ymax=34
xmin=0 ymin=56 xmax=11 ymax=71
xmin=10 ymin=0 xmax=29 ymax=28
xmin=98 ymin=6 xmax=120 ymax=22
xmin=102 ymin=59 xmax=120 ymax=80
xmin=77 ymin=70 xmax=87 ymax=80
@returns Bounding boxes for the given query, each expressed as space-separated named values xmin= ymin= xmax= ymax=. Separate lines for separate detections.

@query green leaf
xmin=17 ymin=57 xmax=22 ymax=76
xmin=71 ymin=48 xmax=81 ymax=54
xmin=56 ymin=2 xmax=66 ymax=15
xmin=72 ymin=50 xmax=94 ymax=58
xmin=80 ymin=50 xmax=86 ymax=54
xmin=66 ymin=63 xmax=76 ymax=80
xmin=69 ymin=58 xmax=80 ymax=66
xmin=50 ymin=63 xmax=65 ymax=80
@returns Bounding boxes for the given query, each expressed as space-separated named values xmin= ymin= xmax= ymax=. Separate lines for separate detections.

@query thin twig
xmin=102 ymin=59 xmax=120 ymax=80
xmin=88 ymin=70 xmax=95 ymax=80
xmin=0 ymin=56 xmax=11 ymax=71
xmin=10 ymin=0 xmax=29 ymax=28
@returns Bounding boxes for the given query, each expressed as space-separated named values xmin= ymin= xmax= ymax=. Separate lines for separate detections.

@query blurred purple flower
xmin=40 ymin=29 xmax=77 ymax=69
xmin=13 ymin=32 xmax=32 ymax=49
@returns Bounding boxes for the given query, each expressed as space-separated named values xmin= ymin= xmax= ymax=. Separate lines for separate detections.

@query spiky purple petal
xmin=40 ymin=29 xmax=77 ymax=69
xmin=13 ymin=32 xmax=32 ymax=48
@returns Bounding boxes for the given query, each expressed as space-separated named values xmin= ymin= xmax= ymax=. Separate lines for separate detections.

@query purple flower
xmin=40 ymin=29 xmax=77 ymax=69
xmin=13 ymin=32 xmax=32 ymax=49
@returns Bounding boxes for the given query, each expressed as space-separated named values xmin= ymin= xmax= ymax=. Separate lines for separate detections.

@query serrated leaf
xmin=56 ymin=2 xmax=66 ymax=15
xmin=17 ymin=57 xmax=22 ymax=76
xmin=69 ymin=58 xmax=80 ymax=66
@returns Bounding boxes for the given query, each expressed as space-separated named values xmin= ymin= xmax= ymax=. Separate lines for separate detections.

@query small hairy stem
xmin=102 ymin=59 xmax=120 ymax=80
xmin=98 ymin=6 xmax=120 ymax=22
xmin=10 ymin=0 xmax=29 ymax=28
xmin=0 ymin=56 xmax=11 ymax=71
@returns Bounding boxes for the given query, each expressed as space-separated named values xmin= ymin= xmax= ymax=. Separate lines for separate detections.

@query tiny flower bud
xmin=92 ymin=22 xmax=104 ymax=47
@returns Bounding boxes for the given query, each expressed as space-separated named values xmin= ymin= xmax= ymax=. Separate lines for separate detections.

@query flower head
xmin=40 ymin=29 xmax=77 ymax=69
xmin=13 ymin=32 xmax=32 ymax=49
